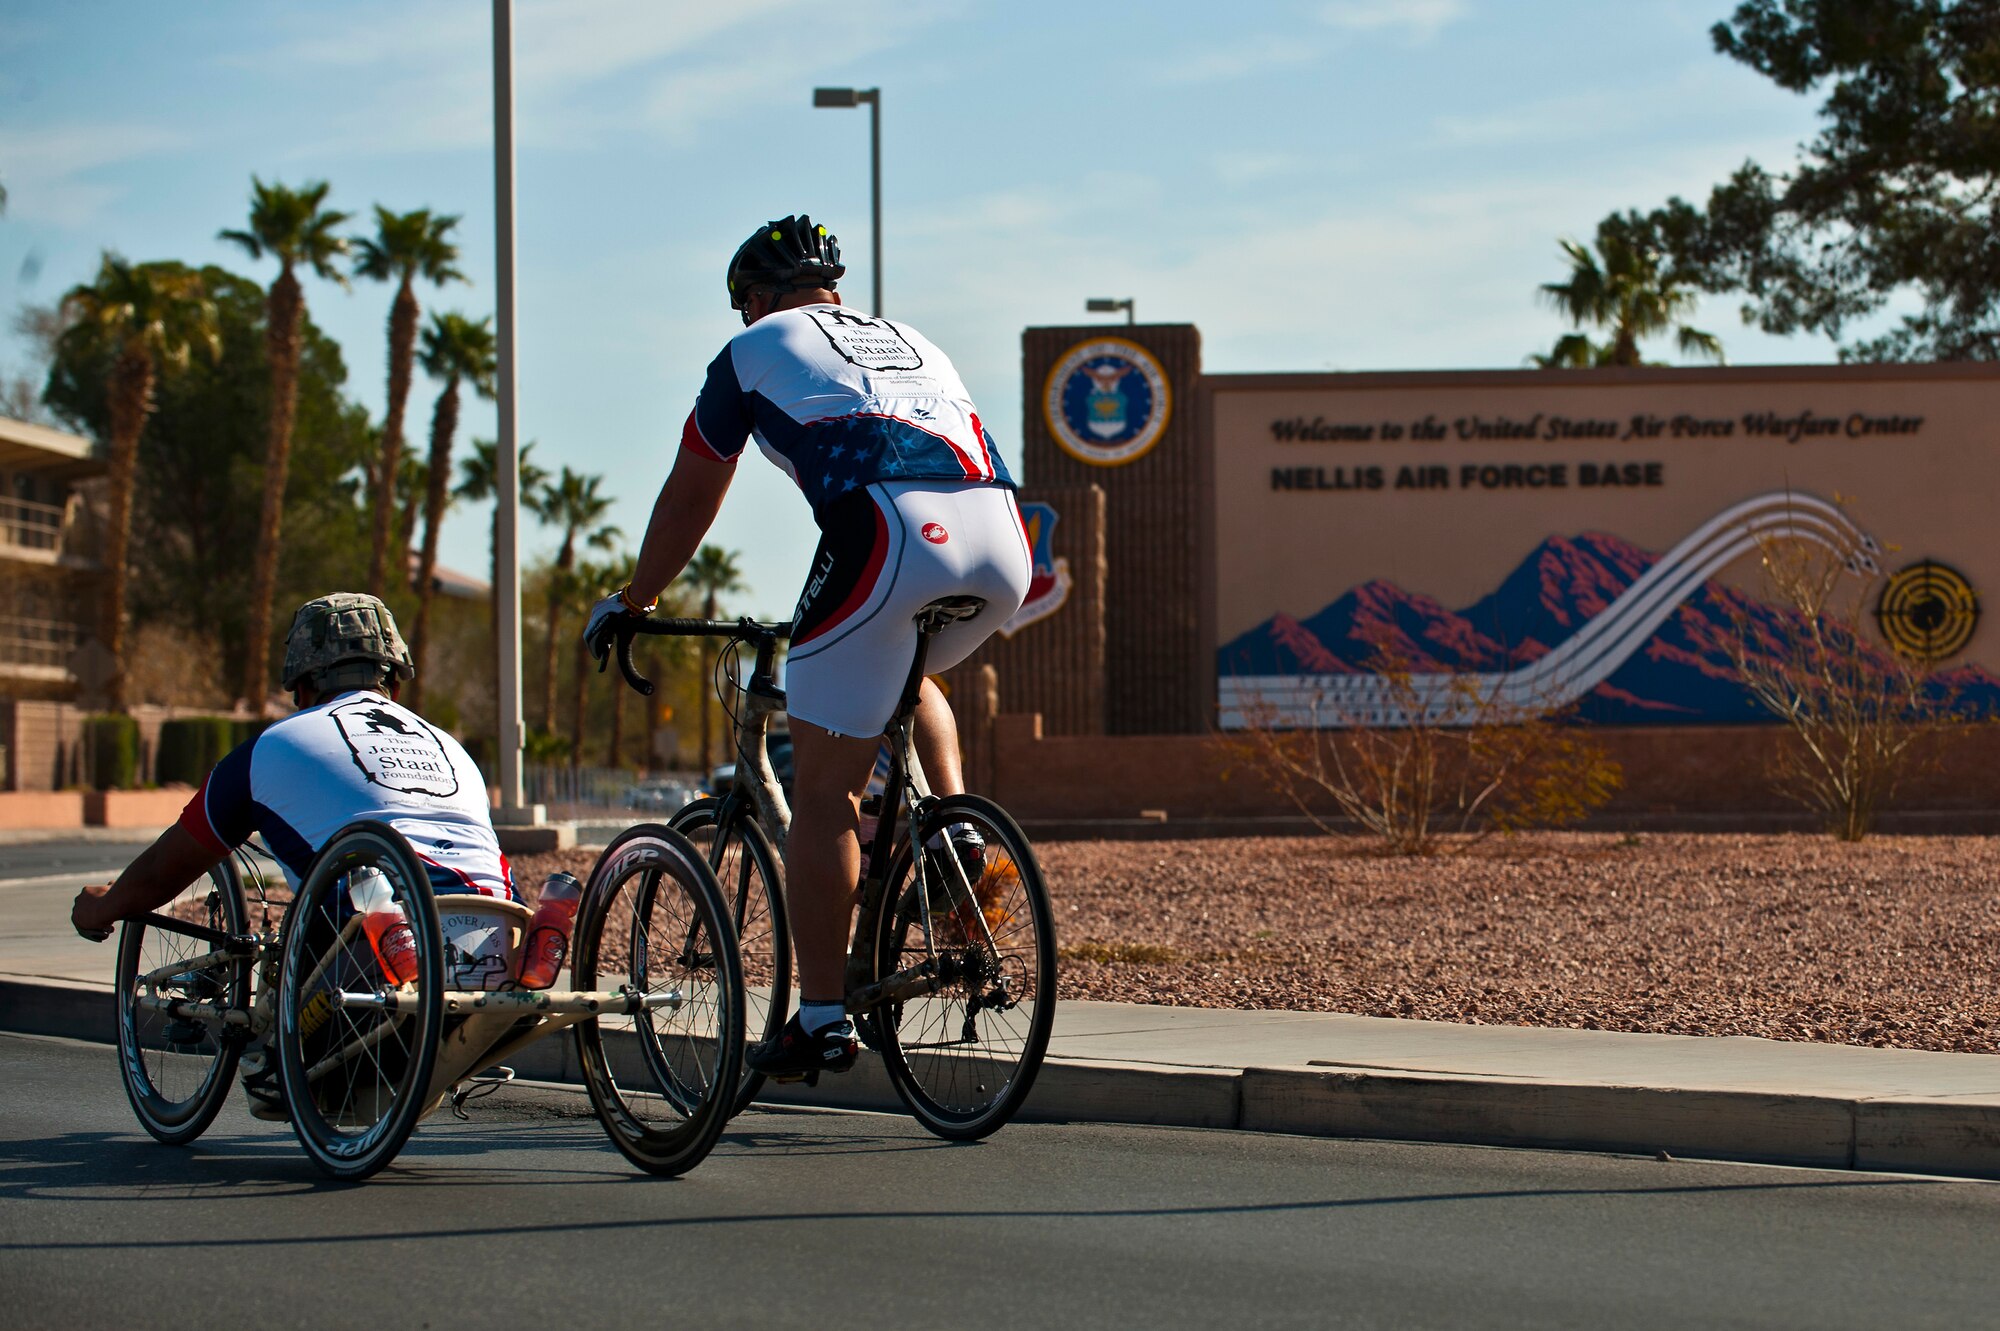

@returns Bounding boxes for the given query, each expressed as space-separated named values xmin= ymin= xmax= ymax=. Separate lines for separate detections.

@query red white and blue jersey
xmin=177 ymin=692 xmax=515 ymax=899
xmin=680 ymin=304 xmax=1016 ymax=518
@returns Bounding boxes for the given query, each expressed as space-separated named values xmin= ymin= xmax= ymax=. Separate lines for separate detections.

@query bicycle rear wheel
xmin=670 ymin=797 xmax=790 ymax=1116
xmin=114 ymin=859 xmax=251 ymax=1145
xmin=572 ymin=825 xmax=745 ymax=1176
xmin=275 ymin=822 xmax=445 ymax=1181
xmin=870 ymin=794 xmax=1056 ymax=1140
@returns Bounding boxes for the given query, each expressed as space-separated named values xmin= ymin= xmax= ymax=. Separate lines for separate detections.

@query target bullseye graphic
xmin=1875 ymin=561 xmax=1979 ymax=662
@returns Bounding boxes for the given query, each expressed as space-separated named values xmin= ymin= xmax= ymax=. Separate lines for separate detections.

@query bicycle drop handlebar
xmin=605 ymin=616 xmax=790 ymax=696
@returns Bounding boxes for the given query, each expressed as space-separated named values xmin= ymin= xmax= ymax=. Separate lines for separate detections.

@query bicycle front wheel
xmin=870 ymin=794 xmax=1056 ymax=1140
xmin=114 ymin=858 xmax=251 ymax=1145
xmin=669 ymin=797 xmax=790 ymax=1116
xmin=572 ymin=825 xmax=745 ymax=1176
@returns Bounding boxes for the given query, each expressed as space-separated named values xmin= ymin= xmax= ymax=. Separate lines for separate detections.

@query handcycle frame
xmin=117 ymin=820 xmax=719 ymax=1175
xmin=607 ymin=601 xmax=1015 ymax=1029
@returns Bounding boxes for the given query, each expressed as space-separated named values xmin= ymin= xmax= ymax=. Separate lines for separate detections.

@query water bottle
xmin=347 ymin=867 xmax=417 ymax=986
xmin=516 ymin=872 xmax=583 ymax=989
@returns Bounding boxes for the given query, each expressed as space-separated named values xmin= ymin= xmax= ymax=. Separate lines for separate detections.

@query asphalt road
xmin=3 ymin=1033 xmax=1998 ymax=1328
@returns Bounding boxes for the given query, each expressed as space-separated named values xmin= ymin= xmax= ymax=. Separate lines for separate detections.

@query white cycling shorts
xmin=784 ymin=480 xmax=1031 ymax=737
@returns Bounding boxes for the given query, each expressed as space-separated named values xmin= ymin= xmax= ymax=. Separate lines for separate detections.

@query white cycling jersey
xmin=179 ymin=692 xmax=514 ymax=898
xmin=680 ymin=303 xmax=1016 ymax=517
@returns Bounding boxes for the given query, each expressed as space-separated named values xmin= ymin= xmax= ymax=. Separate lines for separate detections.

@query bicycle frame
xmin=613 ymin=606 xmax=1010 ymax=1020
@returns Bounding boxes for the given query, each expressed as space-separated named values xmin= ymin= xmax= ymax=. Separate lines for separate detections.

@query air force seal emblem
xmin=998 ymin=502 xmax=1072 ymax=638
xmin=1044 ymin=337 xmax=1171 ymax=467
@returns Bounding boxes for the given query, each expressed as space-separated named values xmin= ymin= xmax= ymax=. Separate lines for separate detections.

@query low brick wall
xmin=0 ymin=790 xmax=84 ymax=830
xmin=82 ymin=788 xmax=190 ymax=829
xmin=984 ymin=715 xmax=2000 ymax=824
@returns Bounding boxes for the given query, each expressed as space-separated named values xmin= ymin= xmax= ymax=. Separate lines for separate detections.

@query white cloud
xmin=1152 ymin=34 xmax=1319 ymax=85
xmin=0 ymin=123 xmax=190 ymax=227
xmin=1318 ymin=0 xmax=1467 ymax=43
xmin=1213 ymin=152 xmax=1305 ymax=186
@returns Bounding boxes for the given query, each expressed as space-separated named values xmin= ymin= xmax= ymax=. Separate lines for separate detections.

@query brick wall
xmin=1020 ymin=326 xmax=1206 ymax=735
xmin=981 ymin=718 xmax=2000 ymax=825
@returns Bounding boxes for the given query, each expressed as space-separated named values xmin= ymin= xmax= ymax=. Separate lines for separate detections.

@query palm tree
xmin=56 ymin=256 xmax=218 ymax=711
xmin=1533 ymin=226 xmax=1722 ymax=369
xmin=353 ymin=207 xmax=464 ymax=598
xmin=455 ymin=437 xmax=550 ymax=630
xmin=538 ymin=467 xmax=620 ymax=735
xmin=681 ymin=544 xmax=747 ymax=768
xmin=219 ymin=176 xmax=349 ymax=714
xmin=406 ymin=312 xmax=497 ymax=710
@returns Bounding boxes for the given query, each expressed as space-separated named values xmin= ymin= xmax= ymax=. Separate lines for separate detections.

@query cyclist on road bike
xmin=585 ymin=214 xmax=1030 ymax=1080
xmin=70 ymin=592 xmax=515 ymax=1116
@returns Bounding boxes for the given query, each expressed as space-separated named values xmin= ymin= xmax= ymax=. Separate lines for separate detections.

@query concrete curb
xmin=6 ymin=974 xmax=1996 ymax=1180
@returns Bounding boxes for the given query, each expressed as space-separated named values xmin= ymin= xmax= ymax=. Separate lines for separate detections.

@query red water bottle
xmin=347 ymin=867 xmax=417 ymax=985
xmin=517 ymin=872 xmax=583 ymax=989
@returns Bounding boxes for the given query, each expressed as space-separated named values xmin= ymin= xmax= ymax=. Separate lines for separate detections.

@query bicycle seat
xmin=915 ymin=596 xmax=986 ymax=634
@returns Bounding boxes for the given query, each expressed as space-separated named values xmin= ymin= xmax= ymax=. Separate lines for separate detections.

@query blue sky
xmin=0 ymin=1 xmax=1845 ymax=616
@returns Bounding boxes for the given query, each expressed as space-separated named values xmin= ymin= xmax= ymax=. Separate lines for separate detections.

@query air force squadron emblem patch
xmin=330 ymin=697 xmax=460 ymax=797
xmin=1043 ymin=336 xmax=1171 ymax=466
xmin=998 ymin=502 xmax=1072 ymax=638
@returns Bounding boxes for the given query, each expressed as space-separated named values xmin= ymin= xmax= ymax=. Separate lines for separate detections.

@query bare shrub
xmin=1219 ymin=652 xmax=1622 ymax=855
xmin=1723 ymin=528 xmax=1957 ymax=841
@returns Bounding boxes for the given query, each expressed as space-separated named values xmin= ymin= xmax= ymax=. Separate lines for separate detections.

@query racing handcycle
xmin=605 ymin=595 xmax=1057 ymax=1140
xmin=111 ymin=818 xmax=744 ymax=1180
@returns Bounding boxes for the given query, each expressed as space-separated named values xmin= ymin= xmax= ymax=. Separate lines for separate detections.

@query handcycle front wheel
xmin=869 ymin=793 xmax=1057 ymax=1141
xmin=668 ymin=796 xmax=790 ymax=1116
xmin=114 ymin=857 xmax=252 ymax=1145
xmin=572 ymin=824 xmax=745 ymax=1176
xmin=275 ymin=821 xmax=445 ymax=1181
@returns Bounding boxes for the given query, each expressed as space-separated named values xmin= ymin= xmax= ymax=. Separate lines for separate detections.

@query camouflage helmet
xmin=280 ymin=593 xmax=415 ymax=692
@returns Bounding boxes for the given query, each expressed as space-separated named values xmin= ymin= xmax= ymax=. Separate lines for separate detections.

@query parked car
xmin=624 ymin=777 xmax=699 ymax=812
xmin=702 ymin=732 xmax=794 ymax=798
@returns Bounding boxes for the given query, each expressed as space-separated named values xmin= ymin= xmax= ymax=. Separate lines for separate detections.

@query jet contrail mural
xmin=1218 ymin=492 xmax=1879 ymax=730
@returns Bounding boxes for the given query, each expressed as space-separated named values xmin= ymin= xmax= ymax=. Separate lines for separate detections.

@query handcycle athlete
xmin=73 ymin=591 xmax=746 ymax=1179
xmin=71 ymin=593 xmax=517 ymax=1123
xmin=586 ymin=214 xmax=1032 ymax=1081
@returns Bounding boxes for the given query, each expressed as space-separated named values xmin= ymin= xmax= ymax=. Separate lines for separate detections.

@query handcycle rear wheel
xmin=572 ymin=824 xmax=745 ymax=1176
xmin=275 ymin=822 xmax=444 ymax=1181
xmin=668 ymin=796 xmax=790 ymax=1116
xmin=113 ymin=857 xmax=252 ymax=1145
xmin=870 ymin=794 xmax=1056 ymax=1141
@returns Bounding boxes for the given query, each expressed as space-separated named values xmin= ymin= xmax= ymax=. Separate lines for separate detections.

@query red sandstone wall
xmin=986 ymin=719 xmax=2000 ymax=823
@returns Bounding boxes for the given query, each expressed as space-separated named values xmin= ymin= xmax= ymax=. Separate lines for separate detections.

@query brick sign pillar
xmin=1019 ymin=324 xmax=1204 ymax=735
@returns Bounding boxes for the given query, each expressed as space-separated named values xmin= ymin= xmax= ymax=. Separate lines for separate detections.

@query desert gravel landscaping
xmin=516 ymin=831 xmax=2000 ymax=1055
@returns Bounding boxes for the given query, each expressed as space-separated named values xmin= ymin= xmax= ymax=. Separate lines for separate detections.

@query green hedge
xmin=231 ymin=718 xmax=271 ymax=749
xmin=85 ymin=714 xmax=139 ymax=791
xmin=157 ymin=716 xmax=236 ymax=787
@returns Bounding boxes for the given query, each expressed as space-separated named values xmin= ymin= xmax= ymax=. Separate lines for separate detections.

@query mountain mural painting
xmin=1216 ymin=492 xmax=2000 ymax=729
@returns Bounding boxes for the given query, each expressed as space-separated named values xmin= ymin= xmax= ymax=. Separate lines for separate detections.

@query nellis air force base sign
xmin=1207 ymin=363 xmax=2000 ymax=730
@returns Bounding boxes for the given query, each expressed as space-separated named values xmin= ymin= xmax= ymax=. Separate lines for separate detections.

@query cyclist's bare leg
xmin=783 ymin=725 xmax=885 ymax=1003
xmin=912 ymin=677 xmax=964 ymax=797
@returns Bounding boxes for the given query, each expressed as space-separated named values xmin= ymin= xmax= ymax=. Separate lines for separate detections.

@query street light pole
xmin=491 ymin=0 xmax=529 ymax=822
xmin=813 ymin=86 xmax=883 ymax=316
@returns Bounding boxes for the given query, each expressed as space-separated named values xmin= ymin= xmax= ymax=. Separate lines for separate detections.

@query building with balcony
xmin=0 ymin=414 xmax=105 ymax=700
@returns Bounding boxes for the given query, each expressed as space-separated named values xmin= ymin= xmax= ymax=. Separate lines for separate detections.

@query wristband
xmin=619 ymin=584 xmax=658 ymax=615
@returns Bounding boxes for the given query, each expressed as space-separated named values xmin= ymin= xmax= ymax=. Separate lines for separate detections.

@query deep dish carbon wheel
xmin=572 ymin=825 xmax=745 ymax=1176
xmin=275 ymin=822 xmax=444 ymax=1181
xmin=871 ymin=794 xmax=1056 ymax=1141
xmin=669 ymin=796 xmax=790 ymax=1116
xmin=114 ymin=858 xmax=252 ymax=1145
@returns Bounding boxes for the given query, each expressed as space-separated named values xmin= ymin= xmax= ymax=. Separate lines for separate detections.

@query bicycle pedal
xmin=771 ymin=1070 xmax=821 ymax=1088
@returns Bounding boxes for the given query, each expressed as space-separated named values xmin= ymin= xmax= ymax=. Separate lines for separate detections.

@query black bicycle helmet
xmin=726 ymin=214 xmax=845 ymax=322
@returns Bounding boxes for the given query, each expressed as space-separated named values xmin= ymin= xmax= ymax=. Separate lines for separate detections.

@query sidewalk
xmin=5 ymin=903 xmax=1998 ymax=1179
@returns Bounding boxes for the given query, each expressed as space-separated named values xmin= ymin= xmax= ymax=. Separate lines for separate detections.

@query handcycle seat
xmin=433 ymin=894 xmax=535 ymax=992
